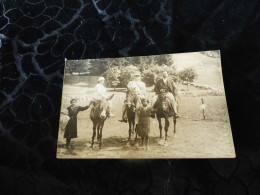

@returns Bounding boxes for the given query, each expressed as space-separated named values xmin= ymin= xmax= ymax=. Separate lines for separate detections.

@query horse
xmin=90 ymin=94 xmax=114 ymax=149
xmin=154 ymin=93 xmax=178 ymax=140
xmin=125 ymin=89 xmax=139 ymax=143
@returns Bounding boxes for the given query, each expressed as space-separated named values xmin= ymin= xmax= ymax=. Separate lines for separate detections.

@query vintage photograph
xmin=57 ymin=51 xmax=235 ymax=159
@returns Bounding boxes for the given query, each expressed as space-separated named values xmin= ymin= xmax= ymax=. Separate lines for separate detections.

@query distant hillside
xmin=173 ymin=51 xmax=225 ymax=91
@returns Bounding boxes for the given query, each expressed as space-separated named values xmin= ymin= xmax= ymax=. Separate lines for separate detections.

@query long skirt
xmin=64 ymin=118 xmax=77 ymax=138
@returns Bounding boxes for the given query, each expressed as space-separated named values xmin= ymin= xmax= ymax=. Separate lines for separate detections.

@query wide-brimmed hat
xmin=98 ymin=77 xmax=105 ymax=81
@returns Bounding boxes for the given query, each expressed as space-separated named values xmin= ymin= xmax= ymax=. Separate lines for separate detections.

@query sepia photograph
xmin=57 ymin=51 xmax=235 ymax=159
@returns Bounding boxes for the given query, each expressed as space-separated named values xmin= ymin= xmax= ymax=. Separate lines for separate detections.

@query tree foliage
xmin=179 ymin=68 xmax=198 ymax=90
xmin=143 ymin=65 xmax=177 ymax=87
xmin=65 ymin=60 xmax=90 ymax=75
xmin=155 ymin=54 xmax=175 ymax=67
xmin=102 ymin=66 xmax=121 ymax=88
xmin=65 ymin=54 xmax=181 ymax=88
xmin=118 ymin=65 xmax=140 ymax=87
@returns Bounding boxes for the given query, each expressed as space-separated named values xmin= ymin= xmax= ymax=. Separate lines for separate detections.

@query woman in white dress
xmin=94 ymin=77 xmax=115 ymax=117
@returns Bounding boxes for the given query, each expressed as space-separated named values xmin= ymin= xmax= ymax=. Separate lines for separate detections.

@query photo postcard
xmin=57 ymin=50 xmax=236 ymax=159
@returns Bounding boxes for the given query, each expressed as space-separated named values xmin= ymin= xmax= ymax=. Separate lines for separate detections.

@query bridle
xmin=92 ymin=99 xmax=108 ymax=119
xmin=158 ymin=93 xmax=169 ymax=112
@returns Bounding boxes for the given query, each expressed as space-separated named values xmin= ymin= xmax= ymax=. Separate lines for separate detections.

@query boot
xmin=172 ymin=104 xmax=179 ymax=118
xmin=122 ymin=107 xmax=127 ymax=122
xmin=66 ymin=137 xmax=71 ymax=149
xmin=170 ymin=100 xmax=179 ymax=118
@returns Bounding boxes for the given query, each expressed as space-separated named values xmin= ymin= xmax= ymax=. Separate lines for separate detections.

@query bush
xmin=102 ymin=66 xmax=121 ymax=88
xmin=142 ymin=70 xmax=156 ymax=87
xmin=118 ymin=65 xmax=140 ymax=87
xmin=142 ymin=65 xmax=178 ymax=86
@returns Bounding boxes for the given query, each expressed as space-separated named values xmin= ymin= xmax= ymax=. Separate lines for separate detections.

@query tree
xmin=102 ymin=66 xmax=121 ymax=89
xmin=178 ymin=68 xmax=198 ymax=90
xmin=142 ymin=64 xmax=178 ymax=87
xmin=87 ymin=58 xmax=110 ymax=75
xmin=119 ymin=65 xmax=140 ymax=87
xmin=65 ymin=60 xmax=90 ymax=75
xmin=137 ymin=55 xmax=158 ymax=73
xmin=155 ymin=54 xmax=175 ymax=67
xmin=102 ymin=65 xmax=140 ymax=88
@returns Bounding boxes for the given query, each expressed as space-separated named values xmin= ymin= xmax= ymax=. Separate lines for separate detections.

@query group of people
xmin=62 ymin=71 xmax=179 ymax=149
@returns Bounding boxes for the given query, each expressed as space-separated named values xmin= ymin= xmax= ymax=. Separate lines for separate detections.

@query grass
xmin=57 ymin=85 xmax=235 ymax=159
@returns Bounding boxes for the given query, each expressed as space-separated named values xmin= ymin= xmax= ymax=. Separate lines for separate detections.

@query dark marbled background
xmin=0 ymin=0 xmax=260 ymax=194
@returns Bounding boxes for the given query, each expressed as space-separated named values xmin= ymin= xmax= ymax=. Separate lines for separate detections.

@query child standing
xmin=135 ymin=98 xmax=155 ymax=150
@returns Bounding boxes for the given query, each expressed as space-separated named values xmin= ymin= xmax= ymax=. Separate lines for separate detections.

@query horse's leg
xmin=132 ymin=120 xmax=135 ymax=134
xmin=97 ymin=124 xmax=100 ymax=142
xmin=99 ymin=122 xmax=104 ymax=149
xmin=128 ymin=120 xmax=131 ymax=142
xmin=91 ymin=122 xmax=97 ymax=148
xmin=134 ymin=124 xmax=138 ymax=146
xmin=158 ymin=117 xmax=162 ymax=139
xmin=165 ymin=117 xmax=169 ymax=141
xmin=173 ymin=116 xmax=176 ymax=134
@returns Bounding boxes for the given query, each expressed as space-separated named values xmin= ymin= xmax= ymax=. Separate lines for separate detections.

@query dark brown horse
xmin=154 ymin=93 xmax=178 ymax=140
xmin=125 ymin=89 xmax=138 ymax=143
xmin=90 ymin=94 xmax=114 ymax=149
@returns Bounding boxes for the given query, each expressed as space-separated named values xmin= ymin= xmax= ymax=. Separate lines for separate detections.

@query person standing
xmin=135 ymin=98 xmax=155 ymax=150
xmin=64 ymin=99 xmax=90 ymax=149
xmin=154 ymin=71 xmax=179 ymax=118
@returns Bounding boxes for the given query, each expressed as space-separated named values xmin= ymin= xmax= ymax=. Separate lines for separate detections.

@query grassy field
xmin=56 ymin=85 xmax=235 ymax=159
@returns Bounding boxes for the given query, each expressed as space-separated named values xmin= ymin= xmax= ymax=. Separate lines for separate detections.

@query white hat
xmin=98 ymin=77 xmax=105 ymax=81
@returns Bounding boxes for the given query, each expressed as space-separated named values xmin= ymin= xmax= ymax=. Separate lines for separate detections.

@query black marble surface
xmin=1 ymin=0 xmax=260 ymax=194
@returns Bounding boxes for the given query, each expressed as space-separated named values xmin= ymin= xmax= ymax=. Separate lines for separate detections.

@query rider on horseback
xmin=154 ymin=71 xmax=179 ymax=118
xmin=92 ymin=77 xmax=115 ymax=118
xmin=121 ymin=72 xmax=146 ymax=123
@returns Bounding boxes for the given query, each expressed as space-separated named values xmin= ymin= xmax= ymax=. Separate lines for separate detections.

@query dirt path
xmin=57 ymin=89 xmax=235 ymax=159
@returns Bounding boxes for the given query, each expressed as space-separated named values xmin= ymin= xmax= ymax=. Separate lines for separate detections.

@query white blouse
xmin=127 ymin=81 xmax=146 ymax=97
xmin=94 ymin=83 xmax=107 ymax=99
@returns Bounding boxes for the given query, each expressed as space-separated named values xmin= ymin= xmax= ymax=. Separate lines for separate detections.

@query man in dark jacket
xmin=154 ymin=71 xmax=179 ymax=118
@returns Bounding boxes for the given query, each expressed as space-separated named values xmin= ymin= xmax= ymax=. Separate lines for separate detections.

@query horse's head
xmin=92 ymin=99 xmax=108 ymax=120
xmin=100 ymin=100 xmax=109 ymax=119
xmin=158 ymin=93 xmax=169 ymax=112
